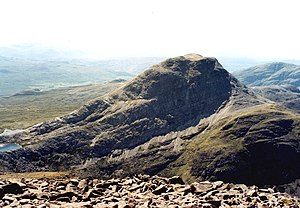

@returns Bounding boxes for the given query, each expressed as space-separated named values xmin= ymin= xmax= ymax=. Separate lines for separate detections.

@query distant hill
xmin=0 ymin=56 xmax=165 ymax=97
xmin=233 ymin=62 xmax=300 ymax=88
xmin=0 ymin=44 xmax=165 ymax=96
xmin=0 ymin=44 xmax=88 ymax=61
xmin=216 ymin=57 xmax=261 ymax=72
xmin=0 ymin=56 xmax=132 ymax=96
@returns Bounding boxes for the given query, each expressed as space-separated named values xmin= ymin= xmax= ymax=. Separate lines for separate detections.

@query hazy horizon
xmin=0 ymin=0 xmax=300 ymax=60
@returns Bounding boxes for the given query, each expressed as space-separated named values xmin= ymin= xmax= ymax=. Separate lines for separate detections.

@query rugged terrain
xmin=233 ymin=62 xmax=300 ymax=113
xmin=1 ymin=174 xmax=299 ymax=208
xmin=0 ymin=54 xmax=299 ymax=186
xmin=251 ymin=85 xmax=300 ymax=113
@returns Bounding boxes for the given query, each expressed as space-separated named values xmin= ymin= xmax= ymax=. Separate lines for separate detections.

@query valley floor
xmin=0 ymin=81 xmax=123 ymax=133
xmin=0 ymin=173 xmax=299 ymax=208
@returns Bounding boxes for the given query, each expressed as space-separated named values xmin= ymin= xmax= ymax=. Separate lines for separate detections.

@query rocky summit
xmin=0 ymin=175 xmax=299 ymax=208
xmin=0 ymin=54 xmax=299 ymax=186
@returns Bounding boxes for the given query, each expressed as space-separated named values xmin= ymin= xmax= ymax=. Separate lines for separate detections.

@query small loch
xmin=0 ymin=143 xmax=22 ymax=152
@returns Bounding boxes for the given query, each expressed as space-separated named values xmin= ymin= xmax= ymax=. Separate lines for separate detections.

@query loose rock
xmin=0 ymin=175 xmax=299 ymax=207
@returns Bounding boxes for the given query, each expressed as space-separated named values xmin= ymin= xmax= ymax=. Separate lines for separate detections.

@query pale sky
xmin=0 ymin=0 xmax=299 ymax=60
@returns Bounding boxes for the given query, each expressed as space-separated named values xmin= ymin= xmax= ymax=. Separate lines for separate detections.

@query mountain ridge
xmin=0 ymin=54 xmax=299 ymax=186
xmin=233 ymin=62 xmax=300 ymax=88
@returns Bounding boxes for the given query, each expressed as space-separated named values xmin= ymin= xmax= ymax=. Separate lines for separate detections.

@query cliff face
xmin=0 ymin=54 xmax=299 ymax=186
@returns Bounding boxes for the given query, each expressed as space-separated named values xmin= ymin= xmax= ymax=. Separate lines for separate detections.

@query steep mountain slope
xmin=86 ymin=94 xmax=300 ymax=186
xmin=251 ymin=85 xmax=300 ymax=113
xmin=0 ymin=54 xmax=299 ymax=186
xmin=233 ymin=62 xmax=300 ymax=88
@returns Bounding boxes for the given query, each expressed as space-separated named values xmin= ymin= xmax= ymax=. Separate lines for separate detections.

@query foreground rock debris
xmin=0 ymin=175 xmax=299 ymax=208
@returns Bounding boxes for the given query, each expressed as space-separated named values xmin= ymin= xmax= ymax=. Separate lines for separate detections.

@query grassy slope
xmin=163 ymin=104 xmax=300 ymax=184
xmin=0 ymin=171 xmax=68 ymax=180
xmin=0 ymin=82 xmax=124 ymax=133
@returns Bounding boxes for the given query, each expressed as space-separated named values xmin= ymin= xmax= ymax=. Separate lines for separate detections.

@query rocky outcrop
xmin=0 ymin=175 xmax=299 ymax=208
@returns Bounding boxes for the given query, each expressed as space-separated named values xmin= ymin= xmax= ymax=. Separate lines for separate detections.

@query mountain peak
xmin=164 ymin=53 xmax=204 ymax=62
xmin=155 ymin=54 xmax=224 ymax=78
xmin=182 ymin=53 xmax=204 ymax=61
xmin=117 ymin=54 xmax=231 ymax=102
xmin=161 ymin=53 xmax=212 ymax=65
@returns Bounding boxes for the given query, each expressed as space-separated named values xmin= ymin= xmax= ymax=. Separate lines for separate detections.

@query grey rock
xmin=19 ymin=198 xmax=31 ymax=204
xmin=55 ymin=196 xmax=71 ymax=202
xmin=0 ymin=183 xmax=24 ymax=198
xmin=152 ymin=185 xmax=168 ymax=195
xmin=247 ymin=190 xmax=259 ymax=197
xmin=0 ymin=175 xmax=299 ymax=207
xmin=169 ymin=176 xmax=185 ymax=185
